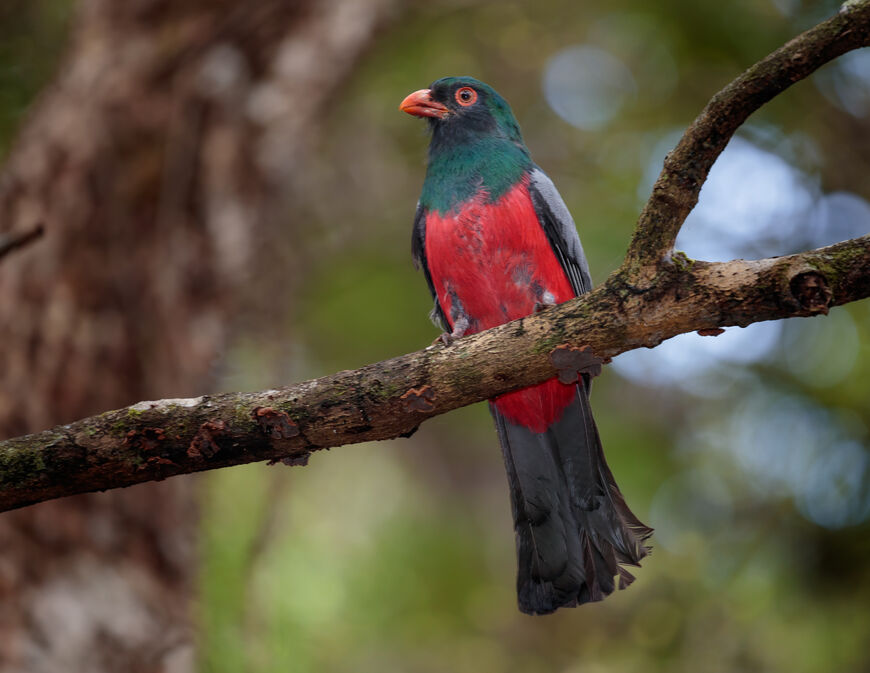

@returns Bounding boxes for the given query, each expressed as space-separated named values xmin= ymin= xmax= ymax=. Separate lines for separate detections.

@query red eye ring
xmin=455 ymin=87 xmax=478 ymax=106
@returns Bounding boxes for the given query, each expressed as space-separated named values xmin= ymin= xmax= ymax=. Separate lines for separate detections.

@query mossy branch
xmin=2 ymin=235 xmax=868 ymax=512
xmin=2 ymin=3 xmax=870 ymax=511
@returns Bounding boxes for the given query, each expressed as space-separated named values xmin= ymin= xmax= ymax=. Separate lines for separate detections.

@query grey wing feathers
xmin=411 ymin=202 xmax=449 ymax=331
xmin=528 ymin=167 xmax=592 ymax=296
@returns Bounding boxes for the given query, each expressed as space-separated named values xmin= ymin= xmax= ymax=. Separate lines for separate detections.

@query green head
xmin=400 ymin=76 xmax=532 ymax=213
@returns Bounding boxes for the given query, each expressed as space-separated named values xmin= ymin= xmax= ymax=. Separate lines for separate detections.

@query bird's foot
xmin=434 ymin=317 xmax=469 ymax=346
xmin=533 ymin=299 xmax=557 ymax=313
xmin=533 ymin=290 xmax=558 ymax=314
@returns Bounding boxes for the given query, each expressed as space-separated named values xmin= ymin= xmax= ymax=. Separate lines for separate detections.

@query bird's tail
xmin=490 ymin=384 xmax=652 ymax=615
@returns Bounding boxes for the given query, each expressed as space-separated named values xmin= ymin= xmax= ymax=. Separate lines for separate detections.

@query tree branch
xmin=623 ymin=0 xmax=870 ymax=277
xmin=1 ymin=235 xmax=868 ymax=512
xmin=2 ymin=2 xmax=870 ymax=511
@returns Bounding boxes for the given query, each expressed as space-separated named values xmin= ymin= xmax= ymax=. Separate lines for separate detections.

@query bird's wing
xmin=528 ymin=167 xmax=592 ymax=297
xmin=412 ymin=202 xmax=450 ymax=331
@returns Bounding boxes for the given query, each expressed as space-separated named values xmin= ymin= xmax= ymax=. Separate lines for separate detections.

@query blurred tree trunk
xmin=0 ymin=0 xmax=397 ymax=671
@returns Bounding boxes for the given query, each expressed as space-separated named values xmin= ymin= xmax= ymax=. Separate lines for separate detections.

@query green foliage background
xmin=4 ymin=1 xmax=869 ymax=671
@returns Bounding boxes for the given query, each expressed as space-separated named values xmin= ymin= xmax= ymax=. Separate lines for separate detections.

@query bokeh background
xmin=1 ymin=0 xmax=869 ymax=672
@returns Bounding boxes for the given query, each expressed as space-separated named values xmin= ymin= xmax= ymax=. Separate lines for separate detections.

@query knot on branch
xmin=790 ymin=271 xmax=832 ymax=314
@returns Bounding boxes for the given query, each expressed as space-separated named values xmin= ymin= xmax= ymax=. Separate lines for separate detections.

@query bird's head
xmin=400 ymin=76 xmax=524 ymax=147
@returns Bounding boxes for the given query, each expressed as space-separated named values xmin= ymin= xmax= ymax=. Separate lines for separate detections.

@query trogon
xmin=400 ymin=76 xmax=652 ymax=615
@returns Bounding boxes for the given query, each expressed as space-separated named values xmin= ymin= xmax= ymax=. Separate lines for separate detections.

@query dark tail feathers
xmin=491 ymin=385 xmax=652 ymax=615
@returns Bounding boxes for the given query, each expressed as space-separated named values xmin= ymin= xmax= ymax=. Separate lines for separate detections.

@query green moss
xmin=533 ymin=332 xmax=565 ymax=355
xmin=671 ymin=250 xmax=695 ymax=270
xmin=233 ymin=402 xmax=252 ymax=425
xmin=370 ymin=380 xmax=402 ymax=401
xmin=0 ymin=436 xmax=53 ymax=486
xmin=111 ymin=419 xmax=129 ymax=435
xmin=810 ymin=244 xmax=867 ymax=281
xmin=279 ymin=404 xmax=311 ymax=426
xmin=167 ymin=415 xmax=195 ymax=438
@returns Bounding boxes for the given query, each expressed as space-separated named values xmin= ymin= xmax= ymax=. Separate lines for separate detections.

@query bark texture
xmin=0 ymin=0 xmax=398 ymax=671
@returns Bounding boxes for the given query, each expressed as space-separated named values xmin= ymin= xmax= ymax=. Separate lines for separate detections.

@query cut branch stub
xmin=790 ymin=271 xmax=833 ymax=314
xmin=549 ymin=344 xmax=605 ymax=384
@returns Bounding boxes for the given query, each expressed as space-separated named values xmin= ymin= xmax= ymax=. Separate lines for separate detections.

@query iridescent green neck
xmin=420 ymin=136 xmax=532 ymax=214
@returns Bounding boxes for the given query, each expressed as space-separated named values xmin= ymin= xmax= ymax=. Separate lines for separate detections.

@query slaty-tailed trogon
xmin=400 ymin=76 xmax=652 ymax=615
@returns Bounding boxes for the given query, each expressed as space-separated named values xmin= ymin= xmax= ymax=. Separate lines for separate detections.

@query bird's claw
xmin=434 ymin=317 xmax=469 ymax=346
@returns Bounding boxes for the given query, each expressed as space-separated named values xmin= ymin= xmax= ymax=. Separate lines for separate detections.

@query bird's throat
xmin=421 ymin=136 xmax=531 ymax=215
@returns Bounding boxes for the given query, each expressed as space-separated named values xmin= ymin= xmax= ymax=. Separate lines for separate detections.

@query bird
xmin=400 ymin=76 xmax=652 ymax=615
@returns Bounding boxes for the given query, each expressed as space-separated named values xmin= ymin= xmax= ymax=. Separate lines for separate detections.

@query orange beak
xmin=399 ymin=89 xmax=449 ymax=119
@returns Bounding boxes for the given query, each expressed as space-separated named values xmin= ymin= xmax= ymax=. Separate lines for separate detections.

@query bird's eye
xmin=455 ymin=87 xmax=478 ymax=106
